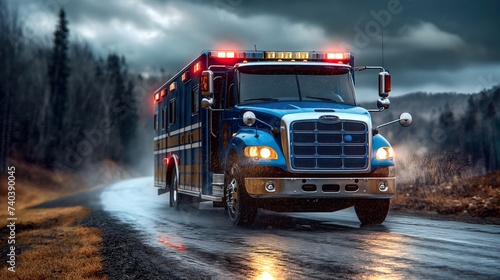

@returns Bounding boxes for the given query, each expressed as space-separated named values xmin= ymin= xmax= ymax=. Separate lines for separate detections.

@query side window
xmin=227 ymin=83 xmax=235 ymax=108
xmin=192 ymin=86 xmax=199 ymax=115
xmin=154 ymin=113 xmax=158 ymax=131
xmin=213 ymin=75 xmax=223 ymax=109
xmin=227 ymin=72 xmax=235 ymax=108
xmin=169 ymin=99 xmax=176 ymax=125
xmin=161 ymin=107 xmax=166 ymax=130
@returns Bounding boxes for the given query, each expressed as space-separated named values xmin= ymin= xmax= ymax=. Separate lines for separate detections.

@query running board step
xmin=212 ymin=173 xmax=225 ymax=197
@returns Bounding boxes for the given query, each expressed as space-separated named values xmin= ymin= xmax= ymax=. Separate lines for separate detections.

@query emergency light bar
xmin=217 ymin=51 xmax=235 ymax=58
xmin=210 ymin=50 xmax=353 ymax=64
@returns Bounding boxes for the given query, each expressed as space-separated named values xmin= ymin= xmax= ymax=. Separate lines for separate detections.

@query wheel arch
xmin=165 ymin=153 xmax=180 ymax=187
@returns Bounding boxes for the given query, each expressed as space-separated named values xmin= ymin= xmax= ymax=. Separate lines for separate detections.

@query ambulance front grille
xmin=290 ymin=120 xmax=369 ymax=171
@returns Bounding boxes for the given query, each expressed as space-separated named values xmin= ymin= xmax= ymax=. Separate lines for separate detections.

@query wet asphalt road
xmin=100 ymin=177 xmax=500 ymax=279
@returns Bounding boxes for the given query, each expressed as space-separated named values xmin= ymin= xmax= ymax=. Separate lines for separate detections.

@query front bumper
xmin=244 ymin=177 xmax=395 ymax=199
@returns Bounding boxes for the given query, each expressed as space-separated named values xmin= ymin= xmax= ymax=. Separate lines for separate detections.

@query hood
xmin=236 ymin=101 xmax=371 ymax=120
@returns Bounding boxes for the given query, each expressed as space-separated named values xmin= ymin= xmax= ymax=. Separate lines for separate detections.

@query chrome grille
xmin=290 ymin=120 xmax=369 ymax=170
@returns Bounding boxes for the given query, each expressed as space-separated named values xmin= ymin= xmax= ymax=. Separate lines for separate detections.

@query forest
xmin=0 ymin=3 xmax=155 ymax=175
xmin=366 ymin=88 xmax=500 ymax=184
xmin=0 ymin=2 xmax=498 ymax=184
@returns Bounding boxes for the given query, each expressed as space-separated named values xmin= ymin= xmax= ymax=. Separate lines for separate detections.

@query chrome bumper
xmin=244 ymin=177 xmax=395 ymax=198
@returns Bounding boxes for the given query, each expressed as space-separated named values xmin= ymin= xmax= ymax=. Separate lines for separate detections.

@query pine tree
xmin=47 ymin=8 xmax=70 ymax=166
xmin=104 ymin=54 xmax=138 ymax=164
xmin=462 ymin=96 xmax=480 ymax=166
xmin=0 ymin=2 xmax=24 ymax=172
xmin=121 ymin=79 xmax=138 ymax=165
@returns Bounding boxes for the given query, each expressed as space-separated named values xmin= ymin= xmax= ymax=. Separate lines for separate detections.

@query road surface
xmin=99 ymin=177 xmax=500 ymax=279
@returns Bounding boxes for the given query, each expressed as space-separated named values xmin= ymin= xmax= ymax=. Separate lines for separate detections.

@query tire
xmin=169 ymin=171 xmax=198 ymax=211
xmin=225 ymin=159 xmax=257 ymax=226
xmin=354 ymin=199 xmax=390 ymax=225
xmin=169 ymin=171 xmax=179 ymax=209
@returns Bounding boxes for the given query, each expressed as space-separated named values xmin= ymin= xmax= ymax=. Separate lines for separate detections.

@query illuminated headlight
xmin=244 ymin=146 xmax=278 ymax=160
xmin=375 ymin=147 xmax=395 ymax=160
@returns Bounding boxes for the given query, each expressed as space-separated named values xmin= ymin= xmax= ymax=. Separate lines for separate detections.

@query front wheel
xmin=354 ymin=199 xmax=390 ymax=225
xmin=225 ymin=160 xmax=257 ymax=226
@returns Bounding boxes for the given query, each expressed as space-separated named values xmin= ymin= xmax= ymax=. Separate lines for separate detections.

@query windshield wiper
xmin=244 ymin=97 xmax=279 ymax=102
xmin=305 ymin=96 xmax=338 ymax=103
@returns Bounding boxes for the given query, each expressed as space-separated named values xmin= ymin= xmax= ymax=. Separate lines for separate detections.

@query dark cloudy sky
xmin=13 ymin=0 xmax=500 ymax=100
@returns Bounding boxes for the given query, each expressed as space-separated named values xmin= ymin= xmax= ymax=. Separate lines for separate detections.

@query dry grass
xmin=0 ymin=159 xmax=130 ymax=279
xmin=0 ymin=206 xmax=106 ymax=279
xmin=393 ymin=170 xmax=500 ymax=220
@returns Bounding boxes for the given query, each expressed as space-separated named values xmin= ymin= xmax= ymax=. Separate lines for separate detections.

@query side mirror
xmin=201 ymin=70 xmax=214 ymax=97
xmin=242 ymin=111 xmax=256 ymax=126
xmin=399 ymin=112 xmax=412 ymax=127
xmin=378 ymin=71 xmax=391 ymax=98
xmin=377 ymin=97 xmax=390 ymax=110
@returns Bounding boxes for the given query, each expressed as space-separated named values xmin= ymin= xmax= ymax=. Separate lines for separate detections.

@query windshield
xmin=237 ymin=65 xmax=356 ymax=105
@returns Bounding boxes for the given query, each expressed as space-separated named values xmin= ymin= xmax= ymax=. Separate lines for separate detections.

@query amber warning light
xmin=193 ymin=62 xmax=201 ymax=73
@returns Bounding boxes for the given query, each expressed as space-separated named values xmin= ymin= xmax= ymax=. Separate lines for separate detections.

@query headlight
xmin=244 ymin=146 xmax=278 ymax=160
xmin=376 ymin=147 xmax=395 ymax=160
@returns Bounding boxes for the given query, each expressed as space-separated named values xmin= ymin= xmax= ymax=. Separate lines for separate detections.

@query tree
xmin=0 ymin=2 xmax=25 ymax=172
xmin=482 ymin=100 xmax=497 ymax=171
xmin=105 ymin=54 xmax=138 ymax=164
xmin=462 ymin=96 xmax=480 ymax=166
xmin=47 ymin=7 xmax=70 ymax=166
xmin=121 ymin=79 xmax=139 ymax=165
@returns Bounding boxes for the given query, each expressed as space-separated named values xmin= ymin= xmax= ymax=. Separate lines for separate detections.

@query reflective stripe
xmin=154 ymin=122 xmax=202 ymax=141
xmin=153 ymin=141 xmax=202 ymax=155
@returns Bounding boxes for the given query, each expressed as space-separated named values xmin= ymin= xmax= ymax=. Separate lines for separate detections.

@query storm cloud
xmin=13 ymin=0 xmax=500 ymax=99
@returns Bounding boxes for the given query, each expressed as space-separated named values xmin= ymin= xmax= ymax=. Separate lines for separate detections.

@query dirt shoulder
xmin=1 ymin=159 xmax=188 ymax=279
xmin=0 ymin=159 xmax=134 ymax=279
xmin=392 ymin=170 xmax=500 ymax=225
xmin=35 ymin=186 xmax=190 ymax=279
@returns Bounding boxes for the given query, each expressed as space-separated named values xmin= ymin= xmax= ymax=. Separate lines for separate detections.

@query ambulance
xmin=153 ymin=50 xmax=412 ymax=226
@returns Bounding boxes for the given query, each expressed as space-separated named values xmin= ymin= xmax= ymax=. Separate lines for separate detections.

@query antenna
xmin=254 ymin=44 xmax=257 ymax=51
xmin=382 ymin=33 xmax=384 ymax=68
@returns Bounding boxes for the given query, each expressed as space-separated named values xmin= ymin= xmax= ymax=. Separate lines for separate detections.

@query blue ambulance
xmin=153 ymin=50 xmax=412 ymax=226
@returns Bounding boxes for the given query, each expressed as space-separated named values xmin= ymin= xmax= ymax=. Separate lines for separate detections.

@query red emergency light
xmin=326 ymin=52 xmax=344 ymax=60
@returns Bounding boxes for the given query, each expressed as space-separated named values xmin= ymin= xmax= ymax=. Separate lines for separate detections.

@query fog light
xmin=265 ymin=181 xmax=276 ymax=192
xmin=378 ymin=181 xmax=389 ymax=192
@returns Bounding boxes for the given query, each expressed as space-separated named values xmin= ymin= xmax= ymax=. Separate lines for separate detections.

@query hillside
xmin=361 ymin=91 xmax=470 ymax=122
xmin=360 ymin=87 xmax=500 ymax=185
